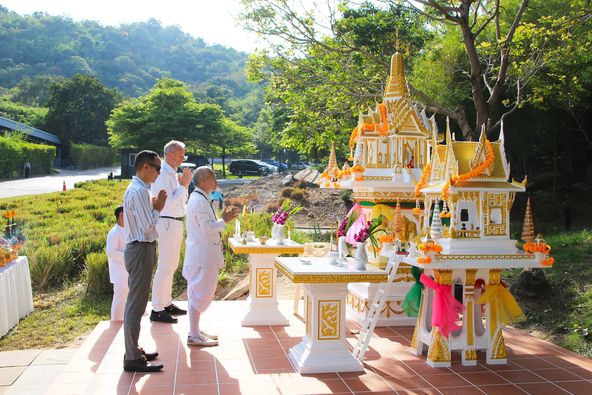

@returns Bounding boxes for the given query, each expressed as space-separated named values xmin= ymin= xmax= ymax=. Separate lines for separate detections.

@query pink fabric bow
xmin=345 ymin=203 xmax=366 ymax=245
xmin=420 ymin=274 xmax=464 ymax=338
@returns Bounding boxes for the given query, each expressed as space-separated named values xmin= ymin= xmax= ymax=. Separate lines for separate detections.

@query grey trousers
xmin=123 ymin=241 xmax=156 ymax=361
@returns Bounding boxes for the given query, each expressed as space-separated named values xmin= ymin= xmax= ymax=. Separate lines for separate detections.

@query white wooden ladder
xmin=352 ymin=255 xmax=402 ymax=361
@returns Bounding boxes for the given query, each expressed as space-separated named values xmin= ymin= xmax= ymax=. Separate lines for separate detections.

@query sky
xmin=0 ymin=0 xmax=264 ymax=53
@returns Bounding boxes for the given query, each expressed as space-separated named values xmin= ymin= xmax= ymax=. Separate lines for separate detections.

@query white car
xmin=291 ymin=161 xmax=310 ymax=170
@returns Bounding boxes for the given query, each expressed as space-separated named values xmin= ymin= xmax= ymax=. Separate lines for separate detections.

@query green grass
xmin=0 ymin=282 xmax=110 ymax=351
xmin=503 ymin=229 xmax=592 ymax=357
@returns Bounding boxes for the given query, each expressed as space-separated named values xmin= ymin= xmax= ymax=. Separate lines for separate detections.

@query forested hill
xmin=0 ymin=6 xmax=249 ymax=98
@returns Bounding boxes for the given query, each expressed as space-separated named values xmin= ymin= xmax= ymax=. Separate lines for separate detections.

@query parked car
xmin=185 ymin=155 xmax=210 ymax=167
xmin=262 ymin=159 xmax=288 ymax=172
xmin=229 ymin=159 xmax=270 ymax=177
xmin=262 ymin=162 xmax=278 ymax=173
xmin=291 ymin=161 xmax=310 ymax=170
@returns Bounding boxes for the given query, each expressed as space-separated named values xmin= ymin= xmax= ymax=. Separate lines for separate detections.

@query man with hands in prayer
xmin=183 ymin=166 xmax=239 ymax=347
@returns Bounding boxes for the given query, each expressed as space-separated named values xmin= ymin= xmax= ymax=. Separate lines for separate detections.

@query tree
xmin=209 ymin=118 xmax=256 ymax=178
xmin=45 ymin=74 xmax=120 ymax=148
xmin=243 ymin=1 xmax=432 ymax=159
xmin=107 ymin=78 xmax=224 ymax=152
xmin=240 ymin=0 xmax=591 ymax=140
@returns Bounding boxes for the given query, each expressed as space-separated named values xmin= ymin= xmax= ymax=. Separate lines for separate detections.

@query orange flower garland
xmin=414 ymin=164 xmax=431 ymax=198
xmin=417 ymin=256 xmax=432 ymax=264
xmin=418 ymin=242 xmax=443 ymax=254
xmin=349 ymin=103 xmax=389 ymax=148
xmin=378 ymin=234 xmax=394 ymax=243
xmin=451 ymin=140 xmax=495 ymax=186
xmin=523 ymin=241 xmax=551 ymax=254
xmin=541 ymin=257 xmax=555 ymax=266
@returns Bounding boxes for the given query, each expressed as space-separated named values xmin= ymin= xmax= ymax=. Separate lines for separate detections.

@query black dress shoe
xmin=123 ymin=356 xmax=163 ymax=372
xmin=150 ymin=310 xmax=178 ymax=323
xmin=140 ymin=347 xmax=158 ymax=361
xmin=165 ymin=303 xmax=187 ymax=316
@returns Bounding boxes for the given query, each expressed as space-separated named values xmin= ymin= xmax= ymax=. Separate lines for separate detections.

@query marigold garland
xmin=417 ymin=256 xmax=432 ymax=264
xmin=418 ymin=242 xmax=443 ymax=253
xmin=378 ymin=234 xmax=394 ymax=243
xmin=541 ymin=257 xmax=555 ymax=266
xmin=414 ymin=164 xmax=431 ymax=198
xmin=523 ymin=241 xmax=551 ymax=254
xmin=349 ymin=103 xmax=389 ymax=148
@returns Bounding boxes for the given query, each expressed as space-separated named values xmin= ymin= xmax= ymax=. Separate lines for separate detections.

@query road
xmin=0 ymin=167 xmax=254 ymax=199
xmin=0 ymin=167 xmax=120 ymax=199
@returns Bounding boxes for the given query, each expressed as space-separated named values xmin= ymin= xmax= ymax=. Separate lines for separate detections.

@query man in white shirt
xmin=184 ymin=167 xmax=239 ymax=346
xmin=150 ymin=140 xmax=192 ymax=323
xmin=122 ymin=150 xmax=167 ymax=373
xmin=106 ymin=205 xmax=127 ymax=321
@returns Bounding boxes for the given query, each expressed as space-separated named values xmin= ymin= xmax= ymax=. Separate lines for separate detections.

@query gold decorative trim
xmin=256 ymin=268 xmax=273 ymax=298
xmin=427 ymin=328 xmax=451 ymax=363
xmin=434 ymin=254 xmax=534 ymax=261
xmin=318 ymin=300 xmax=340 ymax=340
xmin=347 ymin=294 xmax=405 ymax=316
xmin=306 ymin=296 xmax=312 ymax=337
xmin=465 ymin=349 xmax=477 ymax=361
xmin=491 ymin=329 xmax=507 ymax=360
xmin=434 ymin=270 xmax=453 ymax=285
xmin=275 ymin=262 xmax=387 ymax=283
xmin=465 ymin=269 xmax=477 ymax=286
xmin=230 ymin=244 xmax=304 ymax=254
xmin=353 ymin=191 xmax=416 ymax=203
xmin=410 ymin=292 xmax=424 ymax=351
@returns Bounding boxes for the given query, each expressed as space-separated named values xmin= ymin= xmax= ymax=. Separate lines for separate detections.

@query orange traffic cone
xmin=62 ymin=180 xmax=67 ymax=191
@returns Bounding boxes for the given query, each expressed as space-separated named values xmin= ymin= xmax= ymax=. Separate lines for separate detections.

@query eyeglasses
xmin=147 ymin=163 xmax=161 ymax=173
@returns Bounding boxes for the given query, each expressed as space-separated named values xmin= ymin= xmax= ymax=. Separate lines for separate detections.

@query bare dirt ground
xmin=220 ymin=173 xmax=348 ymax=227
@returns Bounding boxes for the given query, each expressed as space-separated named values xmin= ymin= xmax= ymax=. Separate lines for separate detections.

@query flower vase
xmin=272 ymin=223 xmax=286 ymax=245
xmin=337 ymin=236 xmax=348 ymax=264
xmin=354 ymin=241 xmax=368 ymax=270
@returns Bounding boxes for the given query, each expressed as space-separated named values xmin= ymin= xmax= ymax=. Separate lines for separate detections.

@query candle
xmin=288 ymin=225 xmax=291 ymax=240
xmin=329 ymin=222 xmax=333 ymax=251
xmin=242 ymin=205 xmax=248 ymax=232
xmin=235 ymin=219 xmax=240 ymax=237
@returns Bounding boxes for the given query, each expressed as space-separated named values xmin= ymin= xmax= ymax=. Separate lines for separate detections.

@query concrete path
xmin=0 ymin=348 xmax=77 ymax=395
xmin=0 ymin=167 xmax=119 ymax=199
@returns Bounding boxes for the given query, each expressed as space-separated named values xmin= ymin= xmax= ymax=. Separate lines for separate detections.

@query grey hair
xmin=163 ymin=140 xmax=185 ymax=155
xmin=192 ymin=166 xmax=215 ymax=186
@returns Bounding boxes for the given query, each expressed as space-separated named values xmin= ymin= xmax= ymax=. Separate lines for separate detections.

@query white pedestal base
xmin=242 ymin=254 xmax=289 ymax=326
xmin=289 ymin=283 xmax=364 ymax=374
xmin=289 ymin=338 xmax=363 ymax=374
xmin=347 ymin=280 xmax=415 ymax=327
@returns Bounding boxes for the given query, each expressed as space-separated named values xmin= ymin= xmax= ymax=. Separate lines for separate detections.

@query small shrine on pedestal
xmin=401 ymin=122 xmax=554 ymax=367
xmin=319 ymin=45 xmax=440 ymax=326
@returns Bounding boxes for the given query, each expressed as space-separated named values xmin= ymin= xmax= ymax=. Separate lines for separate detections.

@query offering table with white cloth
xmin=228 ymin=237 xmax=304 ymax=326
xmin=0 ymin=256 xmax=34 ymax=337
xmin=275 ymin=256 xmax=387 ymax=374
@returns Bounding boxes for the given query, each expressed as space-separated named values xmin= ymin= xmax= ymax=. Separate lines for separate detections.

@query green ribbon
xmin=402 ymin=266 xmax=424 ymax=317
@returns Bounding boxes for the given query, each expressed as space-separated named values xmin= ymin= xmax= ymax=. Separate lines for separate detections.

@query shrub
xmin=0 ymin=134 xmax=55 ymax=178
xmin=85 ymin=252 xmax=111 ymax=296
xmin=70 ymin=143 xmax=117 ymax=170
xmin=29 ymin=245 xmax=74 ymax=289
xmin=290 ymin=188 xmax=308 ymax=202
xmin=265 ymin=198 xmax=285 ymax=213
xmin=281 ymin=187 xmax=294 ymax=198
xmin=225 ymin=196 xmax=247 ymax=209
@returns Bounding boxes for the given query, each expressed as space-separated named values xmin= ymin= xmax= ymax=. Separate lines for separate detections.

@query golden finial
xmin=395 ymin=29 xmax=400 ymax=52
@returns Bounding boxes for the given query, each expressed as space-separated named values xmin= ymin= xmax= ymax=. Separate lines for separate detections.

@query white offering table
xmin=275 ymin=257 xmax=387 ymax=374
xmin=229 ymin=237 xmax=304 ymax=326
xmin=402 ymin=253 xmax=546 ymax=367
xmin=0 ymin=256 xmax=34 ymax=337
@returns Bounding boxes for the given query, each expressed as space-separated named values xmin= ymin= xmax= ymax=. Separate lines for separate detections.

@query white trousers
xmin=183 ymin=265 xmax=219 ymax=338
xmin=151 ymin=218 xmax=184 ymax=311
xmin=111 ymin=279 xmax=129 ymax=321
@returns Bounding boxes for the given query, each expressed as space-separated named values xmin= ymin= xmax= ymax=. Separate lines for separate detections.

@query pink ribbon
xmin=420 ymin=274 xmax=464 ymax=338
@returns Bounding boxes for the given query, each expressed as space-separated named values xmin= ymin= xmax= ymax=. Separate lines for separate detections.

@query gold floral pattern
xmin=256 ymin=268 xmax=273 ymax=298
xmin=318 ymin=300 xmax=340 ymax=340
